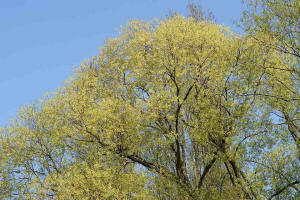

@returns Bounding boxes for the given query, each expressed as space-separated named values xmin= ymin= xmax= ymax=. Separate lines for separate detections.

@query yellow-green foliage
xmin=0 ymin=16 xmax=299 ymax=199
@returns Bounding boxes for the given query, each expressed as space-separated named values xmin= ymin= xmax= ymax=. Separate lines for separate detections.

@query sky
xmin=0 ymin=0 xmax=244 ymax=126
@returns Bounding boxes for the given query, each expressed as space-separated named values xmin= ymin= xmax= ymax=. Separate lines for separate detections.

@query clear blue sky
xmin=0 ymin=0 xmax=243 ymax=126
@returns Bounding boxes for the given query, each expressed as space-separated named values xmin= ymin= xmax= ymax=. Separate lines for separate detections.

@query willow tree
xmin=0 ymin=16 xmax=299 ymax=199
xmin=241 ymin=0 xmax=299 ymax=58
xmin=241 ymin=0 xmax=300 ymax=152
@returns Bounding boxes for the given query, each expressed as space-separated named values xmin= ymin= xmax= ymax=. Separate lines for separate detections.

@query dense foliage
xmin=0 ymin=6 xmax=299 ymax=199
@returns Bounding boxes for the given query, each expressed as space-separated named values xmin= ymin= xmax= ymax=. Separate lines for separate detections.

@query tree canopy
xmin=241 ymin=0 xmax=300 ymax=58
xmin=0 ymin=13 xmax=299 ymax=200
xmin=241 ymin=0 xmax=300 ymax=153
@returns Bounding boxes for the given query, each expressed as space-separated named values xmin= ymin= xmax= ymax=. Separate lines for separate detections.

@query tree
xmin=187 ymin=0 xmax=215 ymax=23
xmin=0 ymin=15 xmax=299 ymax=199
xmin=241 ymin=0 xmax=300 ymax=58
xmin=240 ymin=0 xmax=299 ymax=161
xmin=239 ymin=1 xmax=300 ymax=198
xmin=240 ymin=0 xmax=299 ymax=149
